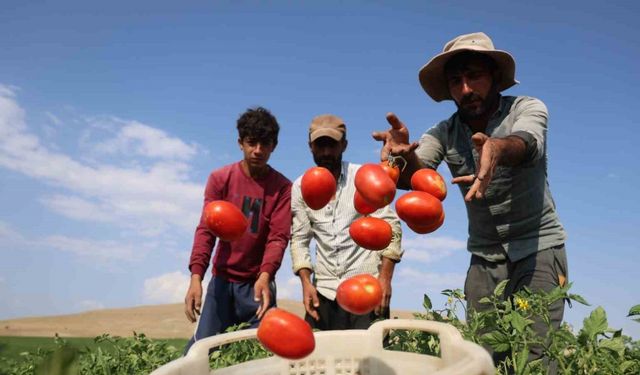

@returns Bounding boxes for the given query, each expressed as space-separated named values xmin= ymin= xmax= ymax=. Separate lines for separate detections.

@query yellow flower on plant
xmin=515 ymin=297 xmax=530 ymax=311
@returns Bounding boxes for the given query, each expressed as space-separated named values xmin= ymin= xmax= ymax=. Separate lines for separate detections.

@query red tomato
xmin=379 ymin=160 xmax=400 ymax=184
xmin=349 ymin=216 xmax=392 ymax=251
xmin=354 ymin=163 xmax=396 ymax=209
xmin=395 ymin=191 xmax=443 ymax=228
xmin=410 ymin=168 xmax=447 ymax=201
xmin=257 ymin=308 xmax=315 ymax=359
xmin=407 ymin=211 xmax=445 ymax=234
xmin=301 ymin=167 xmax=336 ymax=210
xmin=353 ymin=190 xmax=377 ymax=215
xmin=203 ymin=200 xmax=248 ymax=241
xmin=336 ymin=274 xmax=383 ymax=315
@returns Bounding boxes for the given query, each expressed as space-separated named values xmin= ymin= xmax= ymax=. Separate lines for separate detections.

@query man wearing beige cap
xmin=290 ymin=114 xmax=403 ymax=330
xmin=374 ymin=33 xmax=567 ymax=371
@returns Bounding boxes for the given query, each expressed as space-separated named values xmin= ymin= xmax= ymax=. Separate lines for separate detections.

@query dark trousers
xmin=465 ymin=245 xmax=568 ymax=374
xmin=305 ymin=292 xmax=389 ymax=331
xmin=183 ymin=276 xmax=276 ymax=354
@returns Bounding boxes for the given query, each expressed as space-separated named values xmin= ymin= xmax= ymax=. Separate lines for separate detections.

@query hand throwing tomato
xmin=410 ymin=168 xmax=447 ymax=201
xmin=203 ymin=200 xmax=248 ymax=241
xmin=354 ymin=163 xmax=396 ymax=209
xmin=379 ymin=160 xmax=400 ymax=184
xmin=301 ymin=166 xmax=336 ymax=210
xmin=349 ymin=216 xmax=392 ymax=251
xmin=395 ymin=191 xmax=443 ymax=229
xmin=257 ymin=308 xmax=315 ymax=359
xmin=336 ymin=274 xmax=383 ymax=315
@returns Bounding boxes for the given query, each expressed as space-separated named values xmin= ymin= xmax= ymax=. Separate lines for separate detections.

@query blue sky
xmin=1 ymin=0 xmax=638 ymax=339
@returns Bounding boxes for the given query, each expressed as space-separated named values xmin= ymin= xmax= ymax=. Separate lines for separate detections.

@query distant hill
xmin=0 ymin=299 xmax=416 ymax=339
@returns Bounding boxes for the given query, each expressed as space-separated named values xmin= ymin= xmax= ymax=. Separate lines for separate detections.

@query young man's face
xmin=238 ymin=137 xmax=276 ymax=170
xmin=309 ymin=136 xmax=347 ymax=172
xmin=446 ymin=57 xmax=499 ymax=121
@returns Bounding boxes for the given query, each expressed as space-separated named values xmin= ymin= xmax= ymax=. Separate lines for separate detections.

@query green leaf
xmin=515 ymin=344 xmax=529 ymax=374
xmin=509 ymin=311 xmax=532 ymax=334
xmin=599 ymin=337 xmax=625 ymax=357
xmin=481 ymin=331 xmax=510 ymax=353
xmin=423 ymin=294 xmax=432 ymax=310
xmin=627 ymin=304 xmax=640 ymax=317
xmin=494 ymin=279 xmax=509 ymax=297
xmin=478 ymin=297 xmax=491 ymax=305
xmin=582 ymin=306 xmax=608 ymax=340
xmin=568 ymin=293 xmax=590 ymax=306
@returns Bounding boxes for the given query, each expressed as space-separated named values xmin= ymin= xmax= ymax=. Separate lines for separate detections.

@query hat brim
xmin=309 ymin=128 xmax=344 ymax=142
xmin=418 ymin=48 xmax=519 ymax=102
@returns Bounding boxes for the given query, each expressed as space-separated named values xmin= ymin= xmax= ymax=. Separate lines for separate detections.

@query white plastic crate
xmin=151 ymin=319 xmax=494 ymax=375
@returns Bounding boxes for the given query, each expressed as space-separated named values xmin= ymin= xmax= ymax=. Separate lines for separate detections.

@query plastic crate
xmin=151 ymin=319 xmax=494 ymax=375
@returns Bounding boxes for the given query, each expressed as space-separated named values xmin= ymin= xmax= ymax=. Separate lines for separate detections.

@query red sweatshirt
xmin=189 ymin=162 xmax=292 ymax=282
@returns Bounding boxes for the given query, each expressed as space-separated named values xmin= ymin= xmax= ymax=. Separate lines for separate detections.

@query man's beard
xmin=456 ymin=88 xmax=499 ymax=122
xmin=314 ymin=155 xmax=342 ymax=172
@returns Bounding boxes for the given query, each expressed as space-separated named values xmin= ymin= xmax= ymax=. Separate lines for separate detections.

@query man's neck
xmin=240 ymin=160 xmax=269 ymax=179
xmin=463 ymin=95 xmax=500 ymax=134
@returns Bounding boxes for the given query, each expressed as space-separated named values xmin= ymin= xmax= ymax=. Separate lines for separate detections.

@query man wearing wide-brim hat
xmin=374 ymin=32 xmax=568 ymax=373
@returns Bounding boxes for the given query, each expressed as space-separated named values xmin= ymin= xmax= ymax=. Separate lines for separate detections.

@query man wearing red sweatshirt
xmin=183 ymin=107 xmax=292 ymax=353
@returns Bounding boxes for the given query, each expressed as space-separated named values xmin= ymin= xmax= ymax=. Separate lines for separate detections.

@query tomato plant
xmin=395 ymin=191 xmax=443 ymax=230
xmin=336 ymin=274 xmax=383 ymax=315
xmin=380 ymin=160 xmax=400 ymax=184
xmin=349 ymin=216 xmax=392 ymax=250
xmin=257 ymin=308 xmax=315 ymax=360
xmin=354 ymin=163 xmax=396 ymax=209
xmin=203 ymin=200 xmax=248 ymax=241
xmin=410 ymin=168 xmax=447 ymax=201
xmin=301 ymin=167 xmax=336 ymax=210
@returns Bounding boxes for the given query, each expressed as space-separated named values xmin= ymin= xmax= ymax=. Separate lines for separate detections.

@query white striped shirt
xmin=290 ymin=161 xmax=403 ymax=300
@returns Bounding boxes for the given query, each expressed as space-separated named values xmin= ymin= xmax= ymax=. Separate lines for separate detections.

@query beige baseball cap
xmin=308 ymin=114 xmax=346 ymax=142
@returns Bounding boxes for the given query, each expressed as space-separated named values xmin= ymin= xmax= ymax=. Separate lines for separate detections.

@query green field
xmin=0 ymin=336 xmax=188 ymax=363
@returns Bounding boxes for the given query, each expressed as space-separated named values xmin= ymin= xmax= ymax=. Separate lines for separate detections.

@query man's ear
xmin=238 ymin=138 xmax=243 ymax=149
xmin=341 ymin=139 xmax=348 ymax=152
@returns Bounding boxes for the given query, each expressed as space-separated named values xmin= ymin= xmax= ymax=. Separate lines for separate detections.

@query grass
xmin=0 ymin=336 xmax=188 ymax=363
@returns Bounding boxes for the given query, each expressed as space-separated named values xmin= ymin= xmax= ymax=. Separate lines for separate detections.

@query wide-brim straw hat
xmin=418 ymin=32 xmax=519 ymax=102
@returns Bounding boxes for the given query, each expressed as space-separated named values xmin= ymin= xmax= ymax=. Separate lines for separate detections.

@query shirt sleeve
xmin=289 ymin=178 xmax=315 ymax=274
xmin=415 ymin=121 xmax=448 ymax=169
xmin=188 ymin=172 xmax=222 ymax=278
xmin=371 ymin=204 xmax=404 ymax=262
xmin=510 ymin=96 xmax=548 ymax=165
xmin=260 ymin=180 xmax=292 ymax=278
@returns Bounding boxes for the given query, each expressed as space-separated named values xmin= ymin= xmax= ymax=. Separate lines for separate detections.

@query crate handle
xmin=186 ymin=328 xmax=260 ymax=357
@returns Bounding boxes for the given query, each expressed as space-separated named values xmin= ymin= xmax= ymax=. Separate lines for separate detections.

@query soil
xmin=0 ymin=300 xmax=415 ymax=339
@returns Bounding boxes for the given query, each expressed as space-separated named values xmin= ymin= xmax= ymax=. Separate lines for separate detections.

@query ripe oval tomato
xmin=379 ymin=160 xmax=400 ymax=184
xmin=349 ymin=216 xmax=392 ymax=251
xmin=353 ymin=190 xmax=377 ymax=215
xmin=336 ymin=274 xmax=383 ymax=315
xmin=301 ymin=167 xmax=336 ymax=210
xmin=395 ymin=191 xmax=443 ymax=228
xmin=410 ymin=168 xmax=447 ymax=201
xmin=257 ymin=308 xmax=315 ymax=359
xmin=354 ymin=163 xmax=396 ymax=209
xmin=407 ymin=211 xmax=445 ymax=234
xmin=203 ymin=200 xmax=248 ymax=241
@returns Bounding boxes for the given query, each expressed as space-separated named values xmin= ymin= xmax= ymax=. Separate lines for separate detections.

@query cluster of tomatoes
xmin=199 ymin=160 xmax=447 ymax=360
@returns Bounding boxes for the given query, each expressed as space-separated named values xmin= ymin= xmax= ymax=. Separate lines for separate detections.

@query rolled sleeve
xmin=511 ymin=97 xmax=548 ymax=165
xmin=415 ymin=122 xmax=447 ymax=169
xmin=372 ymin=205 xmax=404 ymax=262
xmin=290 ymin=180 xmax=314 ymax=274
